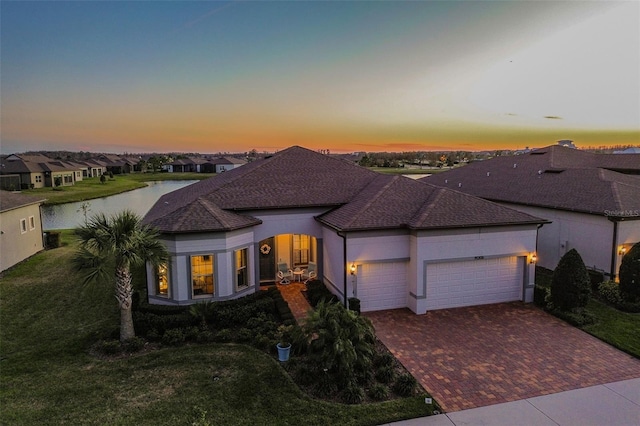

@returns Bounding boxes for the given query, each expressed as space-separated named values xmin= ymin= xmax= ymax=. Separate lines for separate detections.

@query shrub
xmin=597 ymin=280 xmax=622 ymax=306
xmin=551 ymin=308 xmax=596 ymax=327
xmin=393 ymin=373 xmax=417 ymax=397
xmin=533 ymin=285 xmax=550 ymax=307
xmin=619 ymin=242 xmax=640 ymax=301
xmin=341 ymin=383 xmax=365 ymax=404
xmin=375 ymin=365 xmax=395 ymax=384
xmin=214 ymin=329 xmax=233 ymax=343
xmin=588 ymin=269 xmax=605 ymax=293
xmin=196 ymin=330 xmax=214 ymax=343
xmin=236 ymin=328 xmax=253 ymax=343
xmin=306 ymin=280 xmax=339 ymax=307
xmin=551 ymin=249 xmax=591 ymax=311
xmin=304 ymin=301 xmax=376 ymax=385
xmin=348 ymin=297 xmax=361 ymax=314
xmin=189 ymin=301 xmax=216 ymax=326
xmin=45 ymin=231 xmax=61 ymax=249
xmin=161 ymin=328 xmax=186 ymax=346
xmin=368 ymin=384 xmax=389 ymax=401
xmin=373 ymin=352 xmax=396 ymax=369
xmin=313 ymin=372 xmax=338 ymax=398
xmin=97 ymin=339 xmax=121 ymax=355
xmin=122 ymin=336 xmax=145 ymax=353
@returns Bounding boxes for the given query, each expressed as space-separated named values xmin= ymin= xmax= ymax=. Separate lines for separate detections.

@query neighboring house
xmin=204 ymin=156 xmax=247 ymax=173
xmin=0 ymin=191 xmax=46 ymax=272
xmin=165 ymin=158 xmax=200 ymax=173
xmin=96 ymin=154 xmax=136 ymax=174
xmin=77 ymin=159 xmax=108 ymax=178
xmin=0 ymin=154 xmax=79 ymax=188
xmin=427 ymin=145 xmax=640 ymax=279
xmin=143 ymin=146 xmax=545 ymax=314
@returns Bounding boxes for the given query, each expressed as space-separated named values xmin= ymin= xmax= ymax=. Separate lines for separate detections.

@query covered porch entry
xmin=258 ymin=233 xmax=320 ymax=286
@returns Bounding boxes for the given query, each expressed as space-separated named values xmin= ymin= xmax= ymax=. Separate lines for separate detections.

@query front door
xmin=259 ymin=237 xmax=276 ymax=285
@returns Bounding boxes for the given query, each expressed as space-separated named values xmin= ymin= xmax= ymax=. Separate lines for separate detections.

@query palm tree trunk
xmin=115 ymin=265 xmax=135 ymax=342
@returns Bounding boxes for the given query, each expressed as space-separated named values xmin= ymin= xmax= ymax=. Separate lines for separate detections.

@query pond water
xmin=42 ymin=180 xmax=198 ymax=230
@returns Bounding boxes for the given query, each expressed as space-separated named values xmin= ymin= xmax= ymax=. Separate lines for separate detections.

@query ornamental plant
xmin=550 ymin=249 xmax=591 ymax=311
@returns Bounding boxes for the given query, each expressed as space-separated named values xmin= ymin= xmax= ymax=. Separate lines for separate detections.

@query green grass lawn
xmin=0 ymin=232 xmax=432 ymax=425
xmin=582 ymin=299 xmax=640 ymax=358
xmin=22 ymin=173 xmax=213 ymax=205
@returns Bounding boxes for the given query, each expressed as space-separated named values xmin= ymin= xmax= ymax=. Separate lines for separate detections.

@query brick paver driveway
xmin=366 ymin=302 xmax=640 ymax=412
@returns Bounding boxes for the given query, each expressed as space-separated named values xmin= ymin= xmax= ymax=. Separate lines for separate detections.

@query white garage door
xmin=357 ymin=262 xmax=408 ymax=312
xmin=425 ymin=256 xmax=524 ymax=310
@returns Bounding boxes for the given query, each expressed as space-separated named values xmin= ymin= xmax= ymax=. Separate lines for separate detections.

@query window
xmin=20 ymin=218 xmax=27 ymax=234
xmin=292 ymin=234 xmax=310 ymax=266
xmin=191 ymin=255 xmax=214 ymax=297
xmin=29 ymin=216 xmax=36 ymax=230
xmin=63 ymin=174 xmax=73 ymax=184
xmin=35 ymin=175 xmax=42 ymax=183
xmin=235 ymin=248 xmax=248 ymax=290
xmin=156 ymin=263 xmax=169 ymax=296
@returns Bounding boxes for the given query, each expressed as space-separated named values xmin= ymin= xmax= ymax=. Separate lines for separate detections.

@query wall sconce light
xmin=619 ymin=246 xmax=627 ymax=256
xmin=529 ymin=253 xmax=537 ymax=264
xmin=350 ymin=263 xmax=356 ymax=275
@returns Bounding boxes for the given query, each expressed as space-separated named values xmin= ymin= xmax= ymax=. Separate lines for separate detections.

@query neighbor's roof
xmin=144 ymin=146 xmax=546 ymax=233
xmin=0 ymin=191 xmax=46 ymax=213
xmin=425 ymin=145 xmax=640 ymax=217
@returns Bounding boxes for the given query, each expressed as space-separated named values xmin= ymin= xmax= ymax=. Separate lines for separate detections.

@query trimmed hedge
xmin=306 ymin=280 xmax=339 ymax=307
xmin=551 ymin=249 xmax=591 ymax=311
xmin=619 ymin=242 xmax=640 ymax=300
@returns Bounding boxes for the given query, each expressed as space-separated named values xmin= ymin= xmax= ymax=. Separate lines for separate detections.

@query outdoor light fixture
xmin=350 ymin=263 xmax=356 ymax=275
xmin=619 ymin=246 xmax=627 ymax=256
xmin=529 ymin=253 xmax=537 ymax=264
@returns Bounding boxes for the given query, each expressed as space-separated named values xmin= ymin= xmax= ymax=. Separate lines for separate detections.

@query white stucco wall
xmin=321 ymin=226 xmax=345 ymax=298
xmin=0 ymin=203 xmax=44 ymax=271
xmin=248 ymin=208 xmax=326 ymax=242
xmin=498 ymin=203 xmax=627 ymax=277
xmin=410 ymin=225 xmax=538 ymax=313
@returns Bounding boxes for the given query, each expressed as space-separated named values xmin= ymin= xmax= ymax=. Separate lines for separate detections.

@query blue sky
xmin=1 ymin=1 xmax=638 ymax=154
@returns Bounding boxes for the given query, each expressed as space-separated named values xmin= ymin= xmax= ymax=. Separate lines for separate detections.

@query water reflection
xmin=42 ymin=180 xmax=197 ymax=230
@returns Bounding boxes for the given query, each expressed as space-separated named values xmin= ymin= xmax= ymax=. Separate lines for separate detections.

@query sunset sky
xmin=1 ymin=1 xmax=638 ymax=154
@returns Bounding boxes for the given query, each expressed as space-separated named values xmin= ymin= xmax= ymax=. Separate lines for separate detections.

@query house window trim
xmin=29 ymin=216 xmax=36 ymax=231
xmin=234 ymin=247 xmax=249 ymax=292
xmin=190 ymin=254 xmax=215 ymax=299
xmin=20 ymin=218 xmax=27 ymax=234
xmin=155 ymin=263 xmax=170 ymax=297
xmin=292 ymin=234 xmax=311 ymax=267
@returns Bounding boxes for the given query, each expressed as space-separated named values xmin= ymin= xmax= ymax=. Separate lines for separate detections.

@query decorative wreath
xmin=260 ymin=244 xmax=271 ymax=255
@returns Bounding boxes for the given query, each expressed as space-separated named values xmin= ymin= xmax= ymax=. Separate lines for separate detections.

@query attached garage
xmin=425 ymin=256 xmax=525 ymax=310
xmin=357 ymin=262 xmax=408 ymax=312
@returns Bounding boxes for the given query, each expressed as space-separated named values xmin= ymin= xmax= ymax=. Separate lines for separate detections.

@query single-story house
xmin=0 ymin=154 xmax=79 ymax=188
xmin=205 ymin=156 xmax=247 ymax=173
xmin=0 ymin=191 xmax=46 ymax=272
xmin=427 ymin=145 xmax=640 ymax=279
xmin=143 ymin=146 xmax=546 ymax=314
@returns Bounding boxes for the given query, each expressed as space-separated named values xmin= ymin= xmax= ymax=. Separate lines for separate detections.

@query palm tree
xmin=74 ymin=210 xmax=168 ymax=341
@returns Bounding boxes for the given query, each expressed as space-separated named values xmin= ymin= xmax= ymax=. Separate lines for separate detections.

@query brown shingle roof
xmin=426 ymin=145 xmax=640 ymax=216
xmin=144 ymin=146 xmax=546 ymax=233
xmin=0 ymin=191 xmax=46 ymax=212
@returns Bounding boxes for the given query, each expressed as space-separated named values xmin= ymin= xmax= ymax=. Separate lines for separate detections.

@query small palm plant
xmin=73 ymin=210 xmax=168 ymax=342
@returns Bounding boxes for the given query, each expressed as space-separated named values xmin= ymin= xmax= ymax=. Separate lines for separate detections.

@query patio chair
xmin=277 ymin=262 xmax=292 ymax=285
xmin=303 ymin=261 xmax=317 ymax=283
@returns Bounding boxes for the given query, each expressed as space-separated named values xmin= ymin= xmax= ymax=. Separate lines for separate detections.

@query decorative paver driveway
xmin=366 ymin=303 xmax=640 ymax=412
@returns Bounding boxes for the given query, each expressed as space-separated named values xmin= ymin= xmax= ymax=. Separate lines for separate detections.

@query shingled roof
xmin=0 ymin=191 xmax=46 ymax=212
xmin=426 ymin=145 xmax=640 ymax=217
xmin=144 ymin=146 xmax=545 ymax=233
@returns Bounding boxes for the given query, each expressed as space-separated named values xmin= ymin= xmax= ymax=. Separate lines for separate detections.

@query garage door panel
xmin=426 ymin=256 xmax=523 ymax=311
xmin=357 ymin=262 xmax=408 ymax=312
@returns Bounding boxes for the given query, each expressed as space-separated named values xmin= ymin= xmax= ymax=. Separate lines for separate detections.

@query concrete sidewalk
xmin=385 ymin=378 xmax=640 ymax=426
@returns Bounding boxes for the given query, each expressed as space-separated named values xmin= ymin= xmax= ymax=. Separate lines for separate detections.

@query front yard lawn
xmin=0 ymin=231 xmax=432 ymax=425
xmin=582 ymin=299 xmax=640 ymax=358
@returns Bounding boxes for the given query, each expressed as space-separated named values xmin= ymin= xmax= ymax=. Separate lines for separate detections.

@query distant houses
xmin=0 ymin=152 xmax=247 ymax=190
